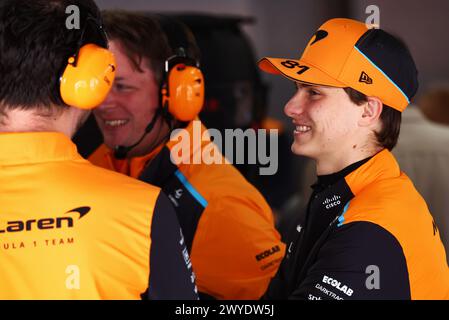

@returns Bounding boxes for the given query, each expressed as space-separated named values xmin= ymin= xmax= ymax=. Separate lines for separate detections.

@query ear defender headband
xmin=158 ymin=16 xmax=205 ymax=122
xmin=60 ymin=15 xmax=116 ymax=110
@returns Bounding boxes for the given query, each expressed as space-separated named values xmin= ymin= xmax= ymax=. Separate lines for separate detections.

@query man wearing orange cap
xmin=259 ymin=18 xmax=449 ymax=299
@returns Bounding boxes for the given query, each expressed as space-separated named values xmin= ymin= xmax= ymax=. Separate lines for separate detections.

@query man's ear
xmin=359 ymin=96 xmax=383 ymax=127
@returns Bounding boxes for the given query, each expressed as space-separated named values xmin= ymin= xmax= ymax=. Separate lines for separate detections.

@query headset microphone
xmin=113 ymin=108 xmax=162 ymax=159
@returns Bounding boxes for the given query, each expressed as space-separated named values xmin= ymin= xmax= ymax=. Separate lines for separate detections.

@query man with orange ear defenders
xmin=0 ymin=0 xmax=197 ymax=299
xmin=88 ymin=11 xmax=285 ymax=300
xmin=258 ymin=18 xmax=449 ymax=299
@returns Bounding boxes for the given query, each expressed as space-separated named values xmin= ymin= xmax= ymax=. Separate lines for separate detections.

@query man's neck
xmin=315 ymin=145 xmax=383 ymax=176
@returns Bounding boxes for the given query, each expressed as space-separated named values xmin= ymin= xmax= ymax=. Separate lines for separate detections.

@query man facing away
xmin=259 ymin=18 xmax=449 ymax=299
xmin=0 ymin=0 xmax=197 ymax=299
xmin=88 ymin=11 xmax=285 ymax=300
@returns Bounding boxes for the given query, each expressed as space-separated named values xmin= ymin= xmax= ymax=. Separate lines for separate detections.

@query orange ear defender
xmin=59 ymin=14 xmax=116 ymax=110
xmin=60 ymin=43 xmax=116 ymax=109
xmin=156 ymin=14 xmax=205 ymax=122
xmin=161 ymin=61 xmax=205 ymax=122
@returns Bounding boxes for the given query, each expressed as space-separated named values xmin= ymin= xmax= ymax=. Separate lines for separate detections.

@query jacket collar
xmin=0 ymin=132 xmax=81 ymax=166
xmin=344 ymin=149 xmax=401 ymax=196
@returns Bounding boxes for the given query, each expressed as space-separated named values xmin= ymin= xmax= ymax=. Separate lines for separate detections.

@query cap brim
xmin=258 ymin=57 xmax=346 ymax=87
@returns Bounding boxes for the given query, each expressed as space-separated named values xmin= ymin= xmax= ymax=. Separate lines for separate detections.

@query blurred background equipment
xmin=170 ymin=14 xmax=264 ymax=130
xmin=418 ymin=84 xmax=449 ymax=126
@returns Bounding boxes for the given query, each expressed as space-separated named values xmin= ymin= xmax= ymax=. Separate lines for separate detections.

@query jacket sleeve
xmin=191 ymin=194 xmax=286 ymax=300
xmin=290 ymin=221 xmax=411 ymax=300
xmin=146 ymin=192 xmax=198 ymax=300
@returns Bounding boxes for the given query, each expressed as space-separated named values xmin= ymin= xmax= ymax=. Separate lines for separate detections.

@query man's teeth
xmin=105 ymin=119 xmax=128 ymax=127
xmin=295 ymin=125 xmax=311 ymax=133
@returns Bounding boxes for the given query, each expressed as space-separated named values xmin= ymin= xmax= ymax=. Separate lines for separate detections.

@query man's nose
xmin=284 ymin=92 xmax=303 ymax=118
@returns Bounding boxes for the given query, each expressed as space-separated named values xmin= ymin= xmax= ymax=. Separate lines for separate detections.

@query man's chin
xmin=102 ymin=133 xmax=130 ymax=149
xmin=104 ymin=140 xmax=124 ymax=150
xmin=291 ymin=143 xmax=303 ymax=155
xmin=291 ymin=144 xmax=312 ymax=157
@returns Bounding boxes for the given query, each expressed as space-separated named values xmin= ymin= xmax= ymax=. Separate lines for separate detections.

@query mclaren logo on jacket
xmin=0 ymin=207 xmax=90 ymax=234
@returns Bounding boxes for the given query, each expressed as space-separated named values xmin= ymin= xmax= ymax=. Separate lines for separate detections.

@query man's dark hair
xmin=344 ymin=87 xmax=402 ymax=151
xmin=102 ymin=10 xmax=201 ymax=86
xmin=0 ymin=0 xmax=102 ymax=115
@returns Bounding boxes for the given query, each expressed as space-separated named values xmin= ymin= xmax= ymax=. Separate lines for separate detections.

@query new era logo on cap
xmin=359 ymin=71 xmax=373 ymax=84
xmin=258 ymin=18 xmax=418 ymax=112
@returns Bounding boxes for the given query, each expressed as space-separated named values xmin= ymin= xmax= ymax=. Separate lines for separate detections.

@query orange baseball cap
xmin=258 ymin=18 xmax=418 ymax=112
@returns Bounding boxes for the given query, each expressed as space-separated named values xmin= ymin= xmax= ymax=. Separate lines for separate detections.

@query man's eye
xmin=115 ymin=84 xmax=133 ymax=92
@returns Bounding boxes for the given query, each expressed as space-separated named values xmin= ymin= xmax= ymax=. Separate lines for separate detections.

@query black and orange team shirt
xmin=89 ymin=120 xmax=286 ymax=300
xmin=265 ymin=149 xmax=449 ymax=300
xmin=0 ymin=132 xmax=197 ymax=299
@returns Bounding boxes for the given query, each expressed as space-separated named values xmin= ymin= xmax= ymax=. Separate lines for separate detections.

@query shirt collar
xmin=0 ymin=132 xmax=82 ymax=166
xmin=311 ymin=149 xmax=400 ymax=197
xmin=313 ymin=156 xmax=372 ymax=191
xmin=345 ymin=149 xmax=401 ymax=196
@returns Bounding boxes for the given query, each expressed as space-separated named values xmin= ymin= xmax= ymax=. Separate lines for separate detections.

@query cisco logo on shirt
xmin=322 ymin=195 xmax=341 ymax=210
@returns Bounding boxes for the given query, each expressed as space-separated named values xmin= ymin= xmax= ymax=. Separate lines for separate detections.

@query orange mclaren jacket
xmin=0 ymin=132 xmax=197 ymax=299
xmin=265 ymin=149 xmax=449 ymax=300
xmin=89 ymin=120 xmax=286 ymax=299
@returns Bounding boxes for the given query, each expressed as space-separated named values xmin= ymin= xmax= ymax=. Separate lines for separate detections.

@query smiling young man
xmin=258 ymin=18 xmax=449 ymax=299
